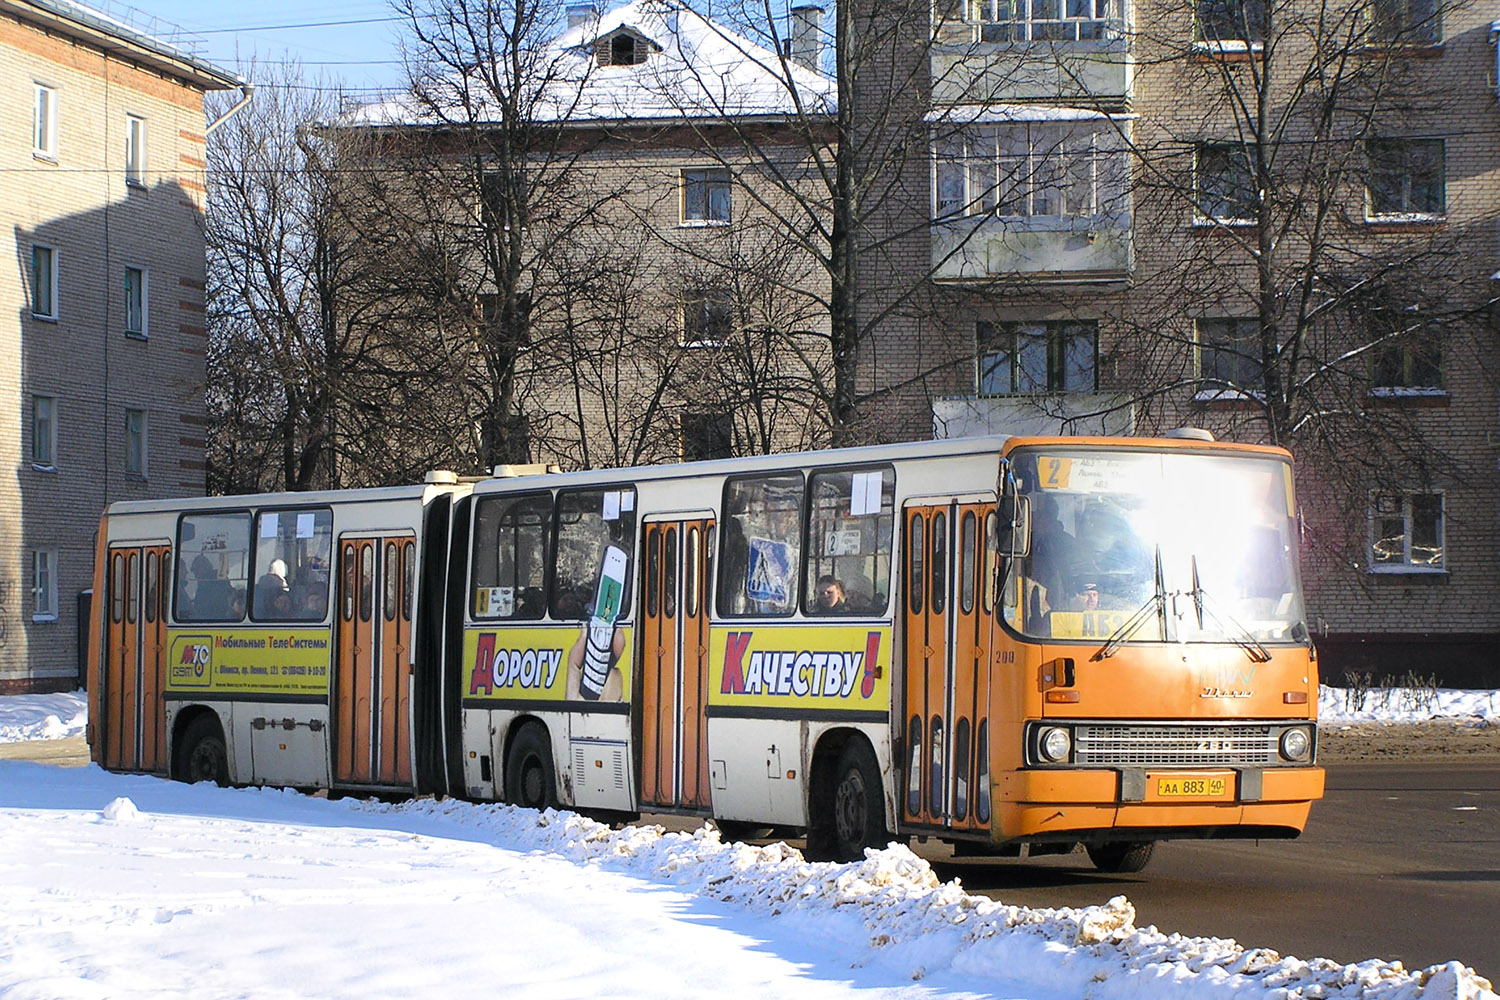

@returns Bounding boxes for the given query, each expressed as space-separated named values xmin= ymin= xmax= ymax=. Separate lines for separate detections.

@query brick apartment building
xmin=343 ymin=0 xmax=837 ymax=474
xmin=853 ymin=0 xmax=1500 ymax=683
xmin=0 ymin=0 xmax=244 ymax=692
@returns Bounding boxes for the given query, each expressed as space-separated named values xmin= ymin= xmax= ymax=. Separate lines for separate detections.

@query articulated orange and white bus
xmin=87 ymin=432 xmax=1323 ymax=871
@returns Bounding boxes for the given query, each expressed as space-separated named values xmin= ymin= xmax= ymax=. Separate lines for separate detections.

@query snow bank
xmin=1318 ymin=687 xmax=1499 ymax=725
xmin=0 ymin=689 xmax=86 ymax=742
xmin=378 ymin=798 xmax=1498 ymax=1000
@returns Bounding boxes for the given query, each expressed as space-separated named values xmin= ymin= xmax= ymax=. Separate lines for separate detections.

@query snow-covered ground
xmin=0 ymin=689 xmax=1494 ymax=1000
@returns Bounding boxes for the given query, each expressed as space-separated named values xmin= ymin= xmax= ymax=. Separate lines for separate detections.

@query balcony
xmin=933 ymin=392 xmax=1135 ymax=439
xmin=933 ymin=214 xmax=1131 ymax=282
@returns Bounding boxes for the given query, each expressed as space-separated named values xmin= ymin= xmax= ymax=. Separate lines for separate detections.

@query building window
xmin=967 ymin=0 xmax=1119 ymax=41
xmin=30 ymin=245 xmax=58 ymax=320
xmin=1196 ymin=0 xmax=1267 ymax=44
xmin=1195 ymin=143 xmax=1258 ymax=223
xmin=596 ymin=30 xmax=650 ymax=66
xmin=977 ymin=320 xmax=1097 ymax=394
xmin=681 ymin=168 xmax=731 ymax=225
xmin=32 ymin=549 xmax=58 ymax=621
xmin=1197 ymin=317 xmax=1262 ymax=392
xmin=681 ymin=291 xmax=733 ymax=347
xmin=31 ymin=395 xmax=57 ymax=468
xmin=1370 ymin=0 xmax=1439 ymax=45
xmin=1370 ymin=491 xmax=1443 ymax=571
xmin=479 ymin=169 xmax=526 ymax=231
xmin=125 ymin=114 xmax=146 ymax=186
xmin=934 ymin=123 xmax=1128 ymax=220
xmin=1371 ymin=333 xmax=1442 ymax=393
xmin=682 ymin=411 xmax=734 ymax=461
xmin=1367 ymin=139 xmax=1444 ymax=219
xmin=34 ymin=84 xmax=57 ymax=158
xmin=124 ymin=408 xmax=148 ymax=478
xmin=124 ymin=266 xmax=148 ymax=337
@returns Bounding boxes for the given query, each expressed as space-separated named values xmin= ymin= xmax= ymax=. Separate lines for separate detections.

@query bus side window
xmin=803 ymin=466 xmax=894 ymax=616
xmin=719 ymin=473 xmax=803 ymax=618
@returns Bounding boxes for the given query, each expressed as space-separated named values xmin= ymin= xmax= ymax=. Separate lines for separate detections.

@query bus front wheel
xmin=505 ymin=723 xmax=556 ymax=811
xmin=175 ymin=715 xmax=229 ymax=786
xmin=1086 ymin=840 xmax=1155 ymax=873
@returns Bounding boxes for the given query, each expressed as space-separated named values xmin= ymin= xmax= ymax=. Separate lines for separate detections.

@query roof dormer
xmin=595 ymin=27 xmax=659 ymax=67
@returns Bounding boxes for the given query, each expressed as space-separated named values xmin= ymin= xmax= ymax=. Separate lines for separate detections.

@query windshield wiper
xmin=1091 ymin=545 xmax=1166 ymax=661
xmin=1188 ymin=555 xmax=1272 ymax=663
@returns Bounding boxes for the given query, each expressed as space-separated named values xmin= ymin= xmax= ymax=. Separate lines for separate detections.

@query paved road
xmin=916 ymin=762 xmax=1500 ymax=982
xmin=7 ymin=740 xmax=1495 ymax=981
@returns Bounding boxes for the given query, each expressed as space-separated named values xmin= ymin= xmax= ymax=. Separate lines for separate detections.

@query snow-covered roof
xmin=12 ymin=0 xmax=243 ymax=88
xmin=351 ymin=0 xmax=835 ymax=128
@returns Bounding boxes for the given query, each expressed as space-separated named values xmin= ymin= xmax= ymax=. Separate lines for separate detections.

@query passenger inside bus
xmin=814 ymin=575 xmax=848 ymax=613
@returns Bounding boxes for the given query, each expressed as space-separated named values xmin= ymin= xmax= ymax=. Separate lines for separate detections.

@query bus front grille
xmin=1073 ymin=724 xmax=1277 ymax=767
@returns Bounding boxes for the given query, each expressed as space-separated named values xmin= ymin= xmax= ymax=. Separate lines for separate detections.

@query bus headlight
xmin=1279 ymin=727 xmax=1311 ymax=762
xmin=1038 ymin=726 xmax=1072 ymax=763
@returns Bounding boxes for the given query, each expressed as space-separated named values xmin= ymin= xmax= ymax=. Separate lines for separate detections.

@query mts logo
xmin=180 ymin=644 xmax=211 ymax=676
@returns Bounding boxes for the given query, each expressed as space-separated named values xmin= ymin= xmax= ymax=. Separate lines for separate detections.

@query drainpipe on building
xmin=205 ymin=82 xmax=255 ymax=136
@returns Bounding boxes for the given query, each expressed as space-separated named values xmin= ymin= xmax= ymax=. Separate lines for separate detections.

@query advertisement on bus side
xmin=464 ymin=625 xmax=635 ymax=703
xmin=166 ymin=629 xmax=332 ymax=696
xmin=708 ymin=625 xmax=892 ymax=711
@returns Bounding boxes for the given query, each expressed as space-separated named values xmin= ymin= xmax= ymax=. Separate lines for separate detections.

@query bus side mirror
xmin=996 ymin=495 xmax=1031 ymax=558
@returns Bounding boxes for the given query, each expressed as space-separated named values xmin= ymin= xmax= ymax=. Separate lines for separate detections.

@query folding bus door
xmin=101 ymin=543 xmax=171 ymax=772
xmin=638 ymin=518 xmax=714 ymax=810
xmin=900 ymin=503 xmax=992 ymax=832
xmin=334 ymin=535 xmax=416 ymax=787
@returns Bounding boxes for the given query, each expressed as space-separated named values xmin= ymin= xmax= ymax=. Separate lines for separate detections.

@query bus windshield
xmin=1004 ymin=447 xmax=1307 ymax=646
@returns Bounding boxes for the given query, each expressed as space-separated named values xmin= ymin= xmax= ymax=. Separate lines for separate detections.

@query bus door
xmin=334 ymin=535 xmax=416 ymax=787
xmin=901 ymin=503 xmax=993 ymax=832
xmin=638 ymin=517 xmax=714 ymax=810
xmin=101 ymin=543 xmax=170 ymax=772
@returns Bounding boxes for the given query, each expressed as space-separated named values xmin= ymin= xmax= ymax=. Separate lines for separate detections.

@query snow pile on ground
xmin=0 ymin=689 xmax=86 ymax=742
xmin=1318 ymin=687 xmax=1499 ymax=725
xmin=0 ymin=761 xmax=1494 ymax=1000
xmin=392 ymin=798 xmax=1498 ymax=1000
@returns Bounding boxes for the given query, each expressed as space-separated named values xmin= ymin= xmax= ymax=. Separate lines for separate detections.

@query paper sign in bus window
xmin=746 ymin=537 xmax=792 ymax=605
xmin=296 ymin=513 xmax=315 ymax=539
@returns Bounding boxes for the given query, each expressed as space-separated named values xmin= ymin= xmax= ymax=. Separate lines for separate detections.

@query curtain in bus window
xmin=551 ymin=487 xmax=637 ymax=621
xmin=719 ymin=473 xmax=804 ymax=618
xmin=472 ymin=493 xmax=551 ymax=620
xmin=250 ymin=508 xmax=334 ymax=623
xmin=803 ymin=467 xmax=895 ymax=616
xmin=176 ymin=512 xmax=252 ymax=622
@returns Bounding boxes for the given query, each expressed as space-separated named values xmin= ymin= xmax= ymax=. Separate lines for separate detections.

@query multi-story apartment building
xmin=344 ymin=0 xmax=837 ymax=475
xmin=854 ymin=0 xmax=1500 ymax=684
xmin=1 ymin=0 xmax=244 ymax=692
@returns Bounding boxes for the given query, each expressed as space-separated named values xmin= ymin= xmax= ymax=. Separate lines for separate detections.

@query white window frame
xmin=125 ymin=114 xmax=147 ymax=187
xmin=32 ymin=549 xmax=58 ymax=622
xmin=124 ymin=408 xmax=149 ymax=478
xmin=30 ymin=244 xmax=58 ymax=320
xmin=680 ymin=168 xmax=732 ymax=226
xmin=34 ymin=84 xmax=57 ymax=159
xmin=967 ymin=0 xmax=1120 ymax=42
xmin=1368 ymin=490 xmax=1445 ymax=573
xmin=31 ymin=394 xmax=58 ymax=469
xmin=124 ymin=265 xmax=149 ymax=337
xmin=933 ymin=122 xmax=1128 ymax=222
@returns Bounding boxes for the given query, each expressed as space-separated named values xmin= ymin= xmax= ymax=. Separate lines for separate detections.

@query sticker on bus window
xmin=296 ymin=513 xmax=316 ymax=539
xmin=603 ymin=491 xmax=620 ymax=521
xmin=260 ymin=514 xmax=279 ymax=538
xmin=851 ymin=472 xmax=883 ymax=516
xmin=746 ymin=537 xmax=792 ymax=605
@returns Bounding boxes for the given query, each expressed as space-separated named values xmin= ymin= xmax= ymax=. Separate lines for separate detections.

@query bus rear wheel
xmin=505 ymin=723 xmax=556 ymax=811
xmin=175 ymin=715 xmax=229 ymax=787
xmin=810 ymin=740 xmax=886 ymax=862
xmin=1086 ymin=840 xmax=1155 ymax=873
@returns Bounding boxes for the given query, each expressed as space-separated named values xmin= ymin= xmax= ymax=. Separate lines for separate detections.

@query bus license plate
xmin=1155 ymin=776 xmax=1228 ymax=798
